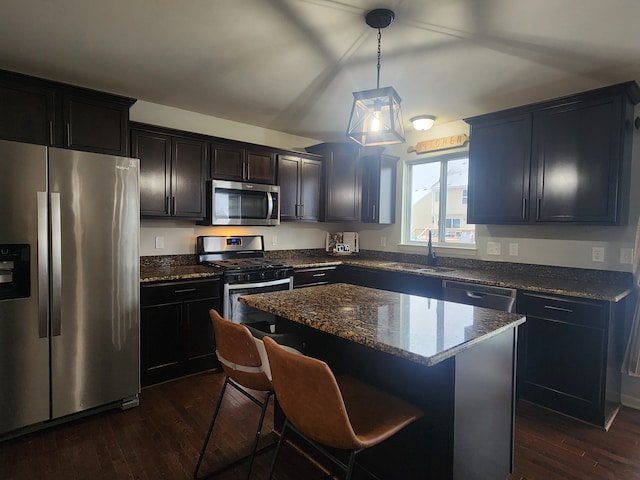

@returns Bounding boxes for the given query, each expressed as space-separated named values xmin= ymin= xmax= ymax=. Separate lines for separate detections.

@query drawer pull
xmin=174 ymin=288 xmax=197 ymax=293
xmin=544 ymin=305 xmax=573 ymax=313
xmin=312 ymin=273 xmax=326 ymax=278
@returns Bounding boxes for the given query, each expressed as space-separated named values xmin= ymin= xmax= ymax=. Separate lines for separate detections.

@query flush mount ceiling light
xmin=347 ymin=8 xmax=405 ymax=147
xmin=411 ymin=115 xmax=436 ymax=131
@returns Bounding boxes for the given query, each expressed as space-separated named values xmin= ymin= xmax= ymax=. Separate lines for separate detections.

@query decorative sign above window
xmin=407 ymin=134 xmax=469 ymax=154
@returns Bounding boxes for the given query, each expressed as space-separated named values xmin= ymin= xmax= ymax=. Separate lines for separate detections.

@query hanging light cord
xmin=376 ymin=28 xmax=382 ymax=89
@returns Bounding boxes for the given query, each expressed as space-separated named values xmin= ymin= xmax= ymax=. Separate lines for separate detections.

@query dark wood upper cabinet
xmin=0 ymin=74 xmax=55 ymax=145
xmin=132 ymin=129 xmax=172 ymax=216
xmin=210 ymin=144 xmax=276 ymax=184
xmin=278 ymin=154 xmax=322 ymax=221
xmin=361 ymin=153 xmax=398 ymax=224
xmin=306 ymin=142 xmax=361 ymax=222
xmin=465 ymin=81 xmax=639 ymax=225
xmin=0 ymin=69 xmax=134 ymax=155
xmin=63 ymin=92 xmax=131 ymax=156
xmin=467 ymin=114 xmax=532 ymax=223
xmin=131 ymin=123 xmax=207 ymax=219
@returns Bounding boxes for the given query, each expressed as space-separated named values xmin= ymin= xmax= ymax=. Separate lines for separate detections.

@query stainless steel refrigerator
xmin=0 ymin=139 xmax=140 ymax=436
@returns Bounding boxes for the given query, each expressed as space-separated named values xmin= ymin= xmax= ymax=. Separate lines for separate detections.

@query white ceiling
xmin=2 ymin=0 xmax=639 ymax=142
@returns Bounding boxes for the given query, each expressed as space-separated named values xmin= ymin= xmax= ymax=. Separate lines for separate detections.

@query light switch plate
xmin=487 ymin=242 xmax=501 ymax=256
xmin=155 ymin=236 xmax=165 ymax=249
xmin=509 ymin=243 xmax=519 ymax=256
xmin=620 ymin=248 xmax=633 ymax=265
xmin=592 ymin=247 xmax=604 ymax=262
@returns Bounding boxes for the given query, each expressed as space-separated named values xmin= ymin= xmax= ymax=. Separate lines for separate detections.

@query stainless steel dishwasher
xmin=442 ymin=280 xmax=517 ymax=312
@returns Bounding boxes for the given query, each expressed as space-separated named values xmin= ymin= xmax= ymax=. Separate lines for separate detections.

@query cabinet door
xmin=467 ymin=114 xmax=532 ymax=223
xmin=533 ymin=97 xmax=623 ymax=223
xmin=307 ymin=143 xmax=361 ymax=222
xmin=246 ymin=149 xmax=276 ymax=184
xmin=171 ymin=137 xmax=207 ymax=218
xmin=300 ymin=158 xmax=322 ymax=221
xmin=141 ymin=303 xmax=182 ymax=386
xmin=278 ymin=155 xmax=301 ymax=221
xmin=361 ymin=154 xmax=397 ymax=224
xmin=0 ymin=77 xmax=55 ymax=146
xmin=132 ymin=129 xmax=172 ymax=217
xmin=210 ymin=144 xmax=245 ymax=181
xmin=183 ymin=297 xmax=220 ymax=374
xmin=63 ymin=93 xmax=130 ymax=155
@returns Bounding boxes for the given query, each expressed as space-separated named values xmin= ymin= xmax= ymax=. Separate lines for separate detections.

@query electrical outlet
xmin=487 ymin=242 xmax=501 ymax=256
xmin=272 ymin=235 xmax=277 ymax=246
xmin=592 ymin=247 xmax=605 ymax=263
xmin=620 ymin=248 xmax=634 ymax=265
xmin=155 ymin=236 xmax=164 ymax=249
xmin=509 ymin=243 xmax=519 ymax=256
xmin=381 ymin=236 xmax=386 ymax=247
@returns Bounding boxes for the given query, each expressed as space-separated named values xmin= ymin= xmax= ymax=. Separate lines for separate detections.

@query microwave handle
xmin=267 ymin=192 xmax=274 ymax=219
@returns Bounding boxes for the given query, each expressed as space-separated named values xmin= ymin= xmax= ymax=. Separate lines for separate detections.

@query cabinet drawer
xmin=294 ymin=267 xmax=337 ymax=288
xmin=517 ymin=292 xmax=607 ymax=329
xmin=141 ymin=278 xmax=221 ymax=306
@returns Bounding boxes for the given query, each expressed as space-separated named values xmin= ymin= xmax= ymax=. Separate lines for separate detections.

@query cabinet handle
xmin=372 ymin=204 xmax=376 ymax=219
xmin=174 ymin=288 xmax=197 ymax=293
xmin=165 ymin=196 xmax=170 ymax=214
xmin=522 ymin=198 xmax=527 ymax=220
xmin=536 ymin=198 xmax=541 ymax=220
xmin=544 ymin=305 xmax=573 ymax=314
xmin=49 ymin=121 xmax=54 ymax=145
xmin=171 ymin=196 xmax=176 ymax=215
xmin=66 ymin=124 xmax=71 ymax=147
xmin=243 ymin=162 xmax=247 ymax=180
xmin=299 ymin=204 xmax=304 ymax=218
xmin=312 ymin=273 xmax=326 ymax=278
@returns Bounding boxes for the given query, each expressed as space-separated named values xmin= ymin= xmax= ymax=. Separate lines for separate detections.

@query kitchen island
xmin=240 ymin=283 xmax=526 ymax=480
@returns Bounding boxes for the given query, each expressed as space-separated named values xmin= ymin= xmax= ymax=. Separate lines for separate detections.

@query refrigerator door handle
xmin=37 ymin=191 xmax=49 ymax=338
xmin=50 ymin=192 xmax=62 ymax=337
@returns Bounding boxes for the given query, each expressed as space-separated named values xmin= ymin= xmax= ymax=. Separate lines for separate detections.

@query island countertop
xmin=239 ymin=283 xmax=526 ymax=367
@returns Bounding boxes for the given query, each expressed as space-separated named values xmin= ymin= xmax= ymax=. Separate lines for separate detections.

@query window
xmin=405 ymin=154 xmax=475 ymax=246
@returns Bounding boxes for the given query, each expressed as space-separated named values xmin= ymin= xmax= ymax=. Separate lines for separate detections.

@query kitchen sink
xmin=410 ymin=266 xmax=456 ymax=273
xmin=378 ymin=262 xmax=455 ymax=273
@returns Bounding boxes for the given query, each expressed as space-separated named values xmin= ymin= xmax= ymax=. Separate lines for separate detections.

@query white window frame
xmin=402 ymin=151 xmax=475 ymax=248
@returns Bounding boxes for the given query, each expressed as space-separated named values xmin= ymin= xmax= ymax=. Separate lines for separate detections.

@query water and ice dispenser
xmin=0 ymin=244 xmax=30 ymax=300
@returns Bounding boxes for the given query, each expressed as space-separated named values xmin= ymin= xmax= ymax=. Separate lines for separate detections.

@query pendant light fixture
xmin=347 ymin=8 xmax=405 ymax=146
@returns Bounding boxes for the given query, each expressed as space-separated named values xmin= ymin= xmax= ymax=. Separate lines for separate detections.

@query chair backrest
xmin=210 ymin=309 xmax=272 ymax=392
xmin=262 ymin=336 xmax=362 ymax=450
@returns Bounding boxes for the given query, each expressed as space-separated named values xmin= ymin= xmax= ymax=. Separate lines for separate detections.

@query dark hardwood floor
xmin=1 ymin=370 xmax=640 ymax=479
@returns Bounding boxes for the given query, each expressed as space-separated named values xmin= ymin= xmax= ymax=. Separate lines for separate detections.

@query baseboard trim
xmin=621 ymin=394 xmax=640 ymax=410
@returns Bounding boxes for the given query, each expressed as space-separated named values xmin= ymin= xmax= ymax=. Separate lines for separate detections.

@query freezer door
xmin=49 ymin=148 xmax=140 ymax=419
xmin=0 ymin=140 xmax=50 ymax=434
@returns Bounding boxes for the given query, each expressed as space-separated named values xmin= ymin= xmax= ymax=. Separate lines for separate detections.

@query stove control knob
xmin=260 ymin=271 xmax=266 ymax=280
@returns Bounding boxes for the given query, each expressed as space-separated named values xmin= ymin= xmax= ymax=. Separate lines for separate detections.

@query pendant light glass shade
xmin=347 ymin=86 xmax=405 ymax=146
xmin=346 ymin=8 xmax=405 ymax=147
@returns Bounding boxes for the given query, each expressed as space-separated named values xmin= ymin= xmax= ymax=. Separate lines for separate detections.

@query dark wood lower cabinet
xmin=517 ymin=291 xmax=624 ymax=427
xmin=140 ymin=278 xmax=221 ymax=386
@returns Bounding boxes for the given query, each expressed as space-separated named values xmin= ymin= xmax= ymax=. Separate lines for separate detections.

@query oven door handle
xmin=226 ymin=277 xmax=292 ymax=291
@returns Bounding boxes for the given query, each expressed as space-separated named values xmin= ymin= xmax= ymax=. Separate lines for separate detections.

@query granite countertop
xmin=239 ymin=283 xmax=526 ymax=367
xmin=140 ymin=265 xmax=223 ymax=283
xmin=283 ymin=255 xmax=632 ymax=302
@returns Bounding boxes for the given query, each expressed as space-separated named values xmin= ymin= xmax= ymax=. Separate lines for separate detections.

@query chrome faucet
xmin=426 ymin=230 xmax=437 ymax=266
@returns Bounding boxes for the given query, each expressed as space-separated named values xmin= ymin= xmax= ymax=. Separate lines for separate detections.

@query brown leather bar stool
xmin=194 ymin=310 xmax=299 ymax=480
xmin=262 ymin=336 xmax=424 ymax=480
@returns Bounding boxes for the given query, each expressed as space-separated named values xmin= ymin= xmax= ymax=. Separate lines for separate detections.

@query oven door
xmin=224 ymin=277 xmax=293 ymax=327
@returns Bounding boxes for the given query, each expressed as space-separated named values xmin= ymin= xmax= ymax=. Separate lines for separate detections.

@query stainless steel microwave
xmin=200 ymin=179 xmax=280 ymax=226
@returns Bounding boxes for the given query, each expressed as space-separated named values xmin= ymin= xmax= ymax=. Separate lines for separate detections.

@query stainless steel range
xmin=197 ymin=235 xmax=293 ymax=327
